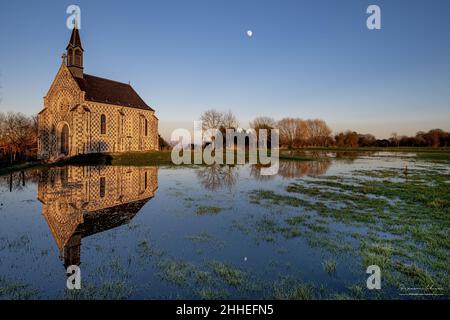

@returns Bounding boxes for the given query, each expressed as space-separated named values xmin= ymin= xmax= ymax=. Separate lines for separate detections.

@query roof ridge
xmin=84 ymin=73 xmax=132 ymax=87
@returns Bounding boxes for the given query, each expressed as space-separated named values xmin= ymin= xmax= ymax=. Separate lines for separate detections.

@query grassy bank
xmin=294 ymin=146 xmax=450 ymax=153
xmin=51 ymin=150 xmax=311 ymax=167
xmin=0 ymin=161 xmax=42 ymax=176
xmin=55 ymin=151 xmax=175 ymax=167
xmin=1 ymin=147 xmax=449 ymax=176
xmin=279 ymin=147 xmax=450 ymax=162
xmin=246 ymin=165 xmax=450 ymax=296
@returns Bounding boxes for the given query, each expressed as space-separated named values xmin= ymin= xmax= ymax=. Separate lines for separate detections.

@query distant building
xmin=38 ymin=26 xmax=158 ymax=162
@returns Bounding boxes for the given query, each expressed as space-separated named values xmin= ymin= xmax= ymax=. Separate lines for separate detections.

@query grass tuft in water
xmin=196 ymin=206 xmax=223 ymax=215
xmin=208 ymin=261 xmax=245 ymax=287
xmin=322 ymin=259 xmax=337 ymax=275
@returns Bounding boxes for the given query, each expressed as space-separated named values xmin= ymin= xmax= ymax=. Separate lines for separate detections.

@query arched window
xmin=144 ymin=172 xmax=148 ymax=190
xmin=68 ymin=49 xmax=73 ymax=65
xmin=60 ymin=124 xmax=69 ymax=155
xmin=99 ymin=177 xmax=106 ymax=198
xmin=74 ymin=49 xmax=82 ymax=66
xmin=100 ymin=114 xmax=106 ymax=134
xmin=144 ymin=119 xmax=148 ymax=136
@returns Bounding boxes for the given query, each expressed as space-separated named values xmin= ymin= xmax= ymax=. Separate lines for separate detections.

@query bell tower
xmin=66 ymin=24 xmax=84 ymax=78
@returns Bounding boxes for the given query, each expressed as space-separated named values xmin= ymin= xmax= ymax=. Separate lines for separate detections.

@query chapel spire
xmin=66 ymin=24 xmax=84 ymax=78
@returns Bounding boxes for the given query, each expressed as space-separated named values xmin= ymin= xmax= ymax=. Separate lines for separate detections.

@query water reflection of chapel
xmin=37 ymin=166 xmax=158 ymax=267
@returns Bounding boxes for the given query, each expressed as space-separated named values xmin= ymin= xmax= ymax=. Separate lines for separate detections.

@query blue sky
xmin=1 ymin=0 xmax=450 ymax=139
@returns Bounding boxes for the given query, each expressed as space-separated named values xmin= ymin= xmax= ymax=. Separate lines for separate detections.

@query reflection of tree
xmin=250 ymin=164 xmax=276 ymax=181
xmin=280 ymin=149 xmax=328 ymax=160
xmin=334 ymin=151 xmax=359 ymax=163
xmin=196 ymin=165 xmax=238 ymax=191
xmin=0 ymin=169 xmax=40 ymax=192
xmin=251 ymin=160 xmax=331 ymax=179
xmin=334 ymin=151 xmax=376 ymax=164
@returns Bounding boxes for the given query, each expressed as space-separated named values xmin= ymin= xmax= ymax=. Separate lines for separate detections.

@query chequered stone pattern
xmin=38 ymin=64 xmax=159 ymax=162
xmin=38 ymin=165 xmax=158 ymax=251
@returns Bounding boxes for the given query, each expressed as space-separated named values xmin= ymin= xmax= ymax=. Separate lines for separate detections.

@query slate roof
xmin=74 ymin=74 xmax=153 ymax=111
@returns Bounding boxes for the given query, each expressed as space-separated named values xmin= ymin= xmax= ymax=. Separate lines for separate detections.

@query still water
xmin=0 ymin=153 xmax=448 ymax=299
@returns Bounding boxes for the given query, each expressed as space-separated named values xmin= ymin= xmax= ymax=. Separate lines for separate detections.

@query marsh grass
xmin=64 ymin=281 xmax=133 ymax=300
xmin=0 ymin=278 xmax=39 ymax=300
xmin=248 ymin=166 xmax=450 ymax=295
xmin=273 ymin=277 xmax=317 ymax=300
xmin=157 ymin=259 xmax=196 ymax=286
xmin=196 ymin=206 xmax=223 ymax=215
xmin=322 ymin=259 xmax=337 ymax=275
xmin=185 ymin=232 xmax=225 ymax=248
xmin=394 ymin=262 xmax=435 ymax=288
xmin=208 ymin=261 xmax=246 ymax=287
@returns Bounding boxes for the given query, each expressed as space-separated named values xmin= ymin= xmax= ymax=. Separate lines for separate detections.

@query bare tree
xmin=295 ymin=119 xmax=310 ymax=147
xmin=250 ymin=116 xmax=276 ymax=148
xmin=222 ymin=110 xmax=239 ymax=130
xmin=200 ymin=109 xmax=224 ymax=131
xmin=390 ymin=132 xmax=400 ymax=147
xmin=249 ymin=117 xmax=275 ymax=131
xmin=306 ymin=119 xmax=332 ymax=146
xmin=277 ymin=118 xmax=298 ymax=149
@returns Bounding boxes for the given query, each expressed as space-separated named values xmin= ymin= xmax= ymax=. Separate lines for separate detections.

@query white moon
xmin=247 ymin=30 xmax=253 ymax=37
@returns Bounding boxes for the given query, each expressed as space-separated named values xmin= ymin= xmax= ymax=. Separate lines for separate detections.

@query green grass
xmin=0 ymin=278 xmax=39 ymax=300
xmin=322 ymin=259 xmax=337 ymax=275
xmin=273 ymin=278 xmax=317 ymax=300
xmin=286 ymin=215 xmax=309 ymax=225
xmin=2 ymin=147 xmax=449 ymax=176
xmin=196 ymin=206 xmax=223 ymax=215
xmin=157 ymin=259 xmax=196 ymax=286
xmin=247 ymin=165 xmax=450 ymax=294
xmin=196 ymin=287 xmax=229 ymax=300
xmin=185 ymin=232 xmax=225 ymax=248
xmin=416 ymin=152 xmax=450 ymax=163
xmin=64 ymin=281 xmax=133 ymax=300
xmin=290 ymin=147 xmax=450 ymax=153
xmin=208 ymin=261 xmax=245 ymax=287
xmin=394 ymin=262 xmax=435 ymax=288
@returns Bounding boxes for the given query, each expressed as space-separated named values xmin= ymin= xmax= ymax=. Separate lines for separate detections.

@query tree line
xmin=333 ymin=129 xmax=450 ymax=148
xmin=0 ymin=110 xmax=449 ymax=166
xmin=201 ymin=110 xmax=450 ymax=148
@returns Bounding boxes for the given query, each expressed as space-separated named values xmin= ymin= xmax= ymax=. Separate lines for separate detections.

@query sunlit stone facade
xmin=38 ymin=27 xmax=158 ymax=163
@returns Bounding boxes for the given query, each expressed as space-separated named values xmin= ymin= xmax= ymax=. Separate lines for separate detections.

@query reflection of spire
xmin=63 ymin=233 xmax=81 ymax=268
xmin=38 ymin=166 xmax=158 ymax=267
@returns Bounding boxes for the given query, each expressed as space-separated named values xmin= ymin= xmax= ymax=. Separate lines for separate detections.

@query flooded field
xmin=0 ymin=152 xmax=449 ymax=299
